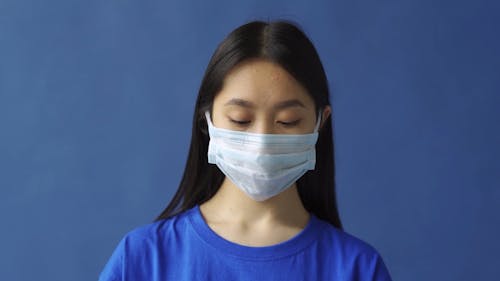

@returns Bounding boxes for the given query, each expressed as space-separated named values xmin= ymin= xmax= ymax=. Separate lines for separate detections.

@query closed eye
xmin=229 ymin=119 xmax=251 ymax=126
xmin=278 ymin=120 xmax=301 ymax=127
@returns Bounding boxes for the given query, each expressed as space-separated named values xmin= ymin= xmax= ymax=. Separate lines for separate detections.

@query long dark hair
xmin=156 ymin=20 xmax=343 ymax=229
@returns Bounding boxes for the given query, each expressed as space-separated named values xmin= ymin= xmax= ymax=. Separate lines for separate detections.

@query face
xmin=212 ymin=59 xmax=330 ymax=134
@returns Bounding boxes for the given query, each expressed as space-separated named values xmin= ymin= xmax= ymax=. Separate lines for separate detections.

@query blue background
xmin=1 ymin=0 xmax=499 ymax=280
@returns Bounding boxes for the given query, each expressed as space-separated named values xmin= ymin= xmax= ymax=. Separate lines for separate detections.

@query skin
xmin=200 ymin=59 xmax=331 ymax=247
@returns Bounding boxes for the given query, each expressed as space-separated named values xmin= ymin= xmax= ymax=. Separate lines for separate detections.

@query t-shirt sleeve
xmin=98 ymin=237 xmax=125 ymax=281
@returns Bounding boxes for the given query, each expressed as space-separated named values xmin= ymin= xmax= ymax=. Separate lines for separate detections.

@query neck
xmin=200 ymin=178 xmax=310 ymax=229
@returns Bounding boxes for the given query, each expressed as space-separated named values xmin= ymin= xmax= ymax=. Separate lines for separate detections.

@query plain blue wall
xmin=1 ymin=0 xmax=499 ymax=280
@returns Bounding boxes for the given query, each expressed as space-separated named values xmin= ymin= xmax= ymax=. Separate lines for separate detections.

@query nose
xmin=251 ymin=120 xmax=275 ymax=134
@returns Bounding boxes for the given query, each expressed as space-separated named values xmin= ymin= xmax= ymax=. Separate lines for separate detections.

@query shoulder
xmin=99 ymin=208 xmax=195 ymax=281
xmin=121 ymin=208 xmax=194 ymax=250
xmin=311 ymin=218 xmax=393 ymax=280
xmin=322 ymin=222 xmax=379 ymax=255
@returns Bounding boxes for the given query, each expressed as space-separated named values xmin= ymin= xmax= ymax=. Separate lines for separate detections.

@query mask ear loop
xmin=205 ymin=111 xmax=214 ymax=129
xmin=314 ymin=110 xmax=322 ymax=132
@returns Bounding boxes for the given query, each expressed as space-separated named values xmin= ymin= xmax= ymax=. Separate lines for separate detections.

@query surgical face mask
xmin=205 ymin=111 xmax=321 ymax=201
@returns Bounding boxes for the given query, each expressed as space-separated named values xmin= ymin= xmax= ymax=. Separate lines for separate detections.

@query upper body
xmin=99 ymin=205 xmax=392 ymax=281
xmin=99 ymin=20 xmax=393 ymax=280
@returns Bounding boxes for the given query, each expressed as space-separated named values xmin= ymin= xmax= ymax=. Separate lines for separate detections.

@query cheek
xmin=211 ymin=114 xmax=225 ymax=128
xmin=302 ymin=113 xmax=321 ymax=134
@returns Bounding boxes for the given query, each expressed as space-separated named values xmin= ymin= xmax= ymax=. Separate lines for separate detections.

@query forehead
xmin=215 ymin=59 xmax=314 ymax=109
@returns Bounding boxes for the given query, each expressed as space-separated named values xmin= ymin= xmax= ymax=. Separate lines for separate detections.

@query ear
xmin=320 ymin=105 xmax=331 ymax=130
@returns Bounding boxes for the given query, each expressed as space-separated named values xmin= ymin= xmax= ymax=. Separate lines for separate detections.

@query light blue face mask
xmin=205 ymin=111 xmax=321 ymax=201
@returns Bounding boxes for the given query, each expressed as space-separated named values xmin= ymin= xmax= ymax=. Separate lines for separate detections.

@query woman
xmin=99 ymin=20 xmax=392 ymax=281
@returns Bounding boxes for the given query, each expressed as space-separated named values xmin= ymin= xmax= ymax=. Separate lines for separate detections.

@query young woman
xmin=99 ymin=20 xmax=392 ymax=281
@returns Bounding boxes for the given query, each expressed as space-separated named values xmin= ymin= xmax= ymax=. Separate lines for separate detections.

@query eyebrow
xmin=224 ymin=98 xmax=255 ymax=108
xmin=224 ymin=98 xmax=306 ymax=109
xmin=273 ymin=99 xmax=306 ymax=110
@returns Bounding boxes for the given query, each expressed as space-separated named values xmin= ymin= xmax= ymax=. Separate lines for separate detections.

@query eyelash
xmin=279 ymin=120 xmax=301 ymax=127
xmin=229 ymin=119 xmax=251 ymax=126
xmin=229 ymin=119 xmax=301 ymax=127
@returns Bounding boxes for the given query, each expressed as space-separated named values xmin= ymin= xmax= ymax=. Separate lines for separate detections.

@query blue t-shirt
xmin=99 ymin=206 xmax=392 ymax=280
